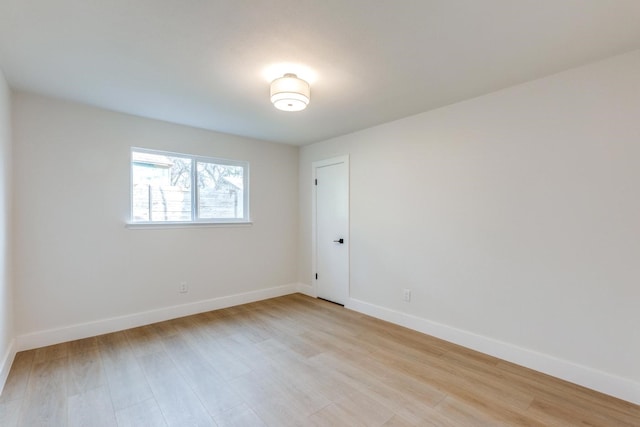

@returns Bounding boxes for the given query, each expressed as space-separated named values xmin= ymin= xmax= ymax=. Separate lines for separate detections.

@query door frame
xmin=311 ymin=155 xmax=350 ymax=301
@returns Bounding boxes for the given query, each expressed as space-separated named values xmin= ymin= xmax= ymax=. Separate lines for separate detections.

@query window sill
xmin=125 ymin=221 xmax=253 ymax=230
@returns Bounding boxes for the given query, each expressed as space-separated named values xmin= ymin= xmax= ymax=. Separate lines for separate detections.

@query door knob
xmin=333 ymin=238 xmax=344 ymax=244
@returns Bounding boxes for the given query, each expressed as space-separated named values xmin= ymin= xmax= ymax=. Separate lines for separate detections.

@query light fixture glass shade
xmin=270 ymin=73 xmax=310 ymax=111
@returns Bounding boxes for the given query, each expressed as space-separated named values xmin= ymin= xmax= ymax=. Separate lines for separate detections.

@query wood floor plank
xmin=124 ymin=325 xmax=165 ymax=358
xmin=150 ymin=319 xmax=181 ymax=338
xmin=185 ymin=331 xmax=253 ymax=381
xmin=395 ymin=403 xmax=460 ymax=427
xmin=99 ymin=333 xmax=154 ymax=411
xmin=209 ymin=334 xmax=275 ymax=372
xmin=250 ymin=398 xmax=317 ymax=427
xmin=297 ymin=328 xmax=374 ymax=359
xmin=308 ymin=391 xmax=395 ymax=427
xmin=67 ymin=385 xmax=116 ymax=427
xmin=114 ymin=397 xmax=168 ymax=427
xmin=67 ymin=336 xmax=98 ymax=356
xmin=2 ymin=293 xmax=638 ymax=426
xmin=66 ymin=348 xmax=105 ymax=396
xmin=0 ymin=351 xmax=34 ymax=403
xmin=0 ymin=399 xmax=22 ymax=427
xmin=230 ymin=367 xmax=330 ymax=418
xmin=213 ymin=402 xmax=267 ymax=427
xmin=33 ymin=342 xmax=69 ymax=364
xmin=381 ymin=413 xmax=419 ymax=427
xmin=253 ymin=340 xmax=362 ymax=403
xmin=307 ymin=351 xmax=418 ymax=412
xmin=367 ymin=346 xmax=535 ymax=411
xmin=18 ymin=358 xmax=68 ymax=426
xmin=138 ymin=351 xmax=214 ymax=426
xmin=432 ymin=395 xmax=513 ymax=426
xmin=527 ymin=396 xmax=639 ymax=427
xmin=354 ymin=354 xmax=447 ymax=408
xmin=160 ymin=333 xmax=246 ymax=419
xmin=496 ymin=359 xmax=640 ymax=422
xmin=366 ymin=348 xmax=544 ymax=425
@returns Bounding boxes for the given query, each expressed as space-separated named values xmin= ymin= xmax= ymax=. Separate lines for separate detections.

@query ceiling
xmin=1 ymin=1 xmax=640 ymax=145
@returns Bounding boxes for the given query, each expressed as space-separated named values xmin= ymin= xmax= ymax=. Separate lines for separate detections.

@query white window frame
xmin=129 ymin=147 xmax=250 ymax=226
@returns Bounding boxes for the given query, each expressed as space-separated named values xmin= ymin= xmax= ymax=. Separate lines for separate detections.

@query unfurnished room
xmin=0 ymin=1 xmax=639 ymax=426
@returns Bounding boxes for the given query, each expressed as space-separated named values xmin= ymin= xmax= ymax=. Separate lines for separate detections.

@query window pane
xmin=197 ymin=161 xmax=244 ymax=219
xmin=132 ymin=151 xmax=192 ymax=222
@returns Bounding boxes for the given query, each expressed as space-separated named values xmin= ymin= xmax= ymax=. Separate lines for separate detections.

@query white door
xmin=314 ymin=156 xmax=349 ymax=305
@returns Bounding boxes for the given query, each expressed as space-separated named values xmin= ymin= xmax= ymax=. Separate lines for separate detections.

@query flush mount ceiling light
xmin=270 ymin=73 xmax=310 ymax=112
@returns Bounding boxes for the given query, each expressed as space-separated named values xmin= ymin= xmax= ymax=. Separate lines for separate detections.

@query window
xmin=130 ymin=148 xmax=249 ymax=224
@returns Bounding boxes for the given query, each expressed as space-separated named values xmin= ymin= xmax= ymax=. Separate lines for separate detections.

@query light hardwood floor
xmin=0 ymin=293 xmax=638 ymax=426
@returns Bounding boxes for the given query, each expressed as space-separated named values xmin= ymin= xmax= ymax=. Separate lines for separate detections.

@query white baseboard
xmin=16 ymin=284 xmax=298 ymax=352
xmin=297 ymin=282 xmax=316 ymax=297
xmin=346 ymin=297 xmax=640 ymax=406
xmin=0 ymin=339 xmax=16 ymax=396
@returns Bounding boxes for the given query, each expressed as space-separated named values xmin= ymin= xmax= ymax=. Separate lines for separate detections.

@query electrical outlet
xmin=179 ymin=281 xmax=188 ymax=293
xmin=402 ymin=288 xmax=411 ymax=302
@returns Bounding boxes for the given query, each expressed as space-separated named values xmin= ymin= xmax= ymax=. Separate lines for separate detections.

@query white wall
xmin=12 ymin=93 xmax=299 ymax=345
xmin=299 ymin=50 xmax=640 ymax=403
xmin=0 ymin=68 xmax=14 ymax=392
